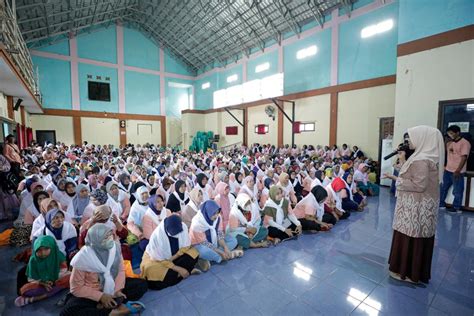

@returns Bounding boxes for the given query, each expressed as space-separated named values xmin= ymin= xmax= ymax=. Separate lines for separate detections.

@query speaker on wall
xmin=13 ymin=98 xmax=23 ymax=111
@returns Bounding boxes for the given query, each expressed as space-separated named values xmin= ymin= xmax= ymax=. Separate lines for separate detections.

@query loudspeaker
xmin=13 ymin=98 xmax=23 ymax=111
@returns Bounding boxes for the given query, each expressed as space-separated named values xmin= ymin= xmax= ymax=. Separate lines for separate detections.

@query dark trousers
xmin=60 ymin=277 xmax=147 ymax=316
xmin=147 ymin=253 xmax=198 ymax=291
xmin=268 ymin=223 xmax=297 ymax=240
xmin=322 ymin=213 xmax=337 ymax=225
xmin=299 ymin=218 xmax=321 ymax=231
xmin=342 ymin=197 xmax=359 ymax=212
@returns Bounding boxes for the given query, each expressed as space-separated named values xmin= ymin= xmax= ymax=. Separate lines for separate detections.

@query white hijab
xmin=230 ymin=194 xmax=253 ymax=227
xmin=146 ymin=220 xmax=190 ymax=261
xmin=190 ymin=211 xmax=219 ymax=246
xmin=399 ymin=125 xmax=445 ymax=183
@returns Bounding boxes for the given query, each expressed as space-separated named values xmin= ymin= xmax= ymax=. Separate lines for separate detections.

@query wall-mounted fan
xmin=265 ymin=105 xmax=276 ymax=120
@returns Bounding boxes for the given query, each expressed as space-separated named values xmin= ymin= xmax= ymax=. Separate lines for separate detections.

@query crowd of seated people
xmin=0 ymin=136 xmax=379 ymax=315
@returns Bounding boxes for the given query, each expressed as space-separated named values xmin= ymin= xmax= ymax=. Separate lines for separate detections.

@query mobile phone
xmin=114 ymin=296 xmax=125 ymax=307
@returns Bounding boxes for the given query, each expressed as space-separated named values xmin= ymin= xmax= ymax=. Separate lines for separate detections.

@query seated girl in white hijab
xmin=140 ymin=215 xmax=200 ymax=290
xmin=227 ymin=194 xmax=269 ymax=249
xmin=33 ymin=208 xmax=78 ymax=261
xmin=189 ymin=200 xmax=242 ymax=266
xmin=127 ymin=186 xmax=150 ymax=246
xmin=62 ymin=223 xmax=147 ymax=315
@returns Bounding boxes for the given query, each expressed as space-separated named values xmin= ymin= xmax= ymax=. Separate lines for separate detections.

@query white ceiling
xmin=0 ymin=56 xmax=43 ymax=114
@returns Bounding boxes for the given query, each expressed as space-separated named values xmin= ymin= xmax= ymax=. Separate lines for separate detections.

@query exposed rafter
xmin=14 ymin=0 xmax=351 ymax=71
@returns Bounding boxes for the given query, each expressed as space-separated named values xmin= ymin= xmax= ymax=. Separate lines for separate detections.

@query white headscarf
xmin=399 ymin=125 xmax=445 ymax=183
xmin=229 ymin=194 xmax=253 ymax=227
xmin=145 ymin=220 xmax=190 ymax=261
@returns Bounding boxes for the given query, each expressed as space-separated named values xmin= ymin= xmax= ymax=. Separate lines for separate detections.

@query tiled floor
xmin=2 ymin=188 xmax=474 ymax=315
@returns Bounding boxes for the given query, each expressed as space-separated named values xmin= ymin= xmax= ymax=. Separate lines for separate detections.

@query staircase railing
xmin=0 ymin=0 xmax=40 ymax=99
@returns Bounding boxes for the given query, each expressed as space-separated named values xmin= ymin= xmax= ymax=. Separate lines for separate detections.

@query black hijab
xmin=196 ymin=173 xmax=208 ymax=189
xmin=166 ymin=180 xmax=188 ymax=212
xmin=311 ymin=185 xmax=328 ymax=203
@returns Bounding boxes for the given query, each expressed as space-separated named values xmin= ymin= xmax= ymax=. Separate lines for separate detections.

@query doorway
xmin=438 ymin=98 xmax=474 ymax=172
xmin=378 ymin=117 xmax=394 ymax=186
xmin=36 ymin=130 xmax=56 ymax=145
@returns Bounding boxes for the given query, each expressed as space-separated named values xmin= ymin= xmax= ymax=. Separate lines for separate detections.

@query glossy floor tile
xmin=2 ymin=188 xmax=474 ymax=315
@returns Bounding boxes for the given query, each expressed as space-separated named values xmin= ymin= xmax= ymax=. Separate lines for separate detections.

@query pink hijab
xmin=215 ymin=182 xmax=231 ymax=225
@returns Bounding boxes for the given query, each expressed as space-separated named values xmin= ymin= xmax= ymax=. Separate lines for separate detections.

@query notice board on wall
xmin=226 ymin=126 xmax=238 ymax=135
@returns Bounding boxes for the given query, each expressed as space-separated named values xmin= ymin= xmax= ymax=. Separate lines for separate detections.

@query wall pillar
xmin=7 ymin=96 xmax=14 ymax=120
xmin=277 ymin=101 xmax=284 ymax=147
xmin=73 ymin=116 xmax=82 ymax=145
xmin=243 ymin=108 xmax=248 ymax=147
xmin=329 ymin=92 xmax=338 ymax=145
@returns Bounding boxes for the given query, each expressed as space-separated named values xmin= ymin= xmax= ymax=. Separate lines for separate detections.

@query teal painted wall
xmin=34 ymin=38 xmax=70 ymax=56
xmin=123 ymin=27 xmax=159 ymax=70
xmin=77 ymin=26 xmax=117 ymax=64
xmin=78 ymin=63 xmax=118 ymax=112
xmin=165 ymin=78 xmax=193 ymax=118
xmin=338 ymin=2 xmax=398 ymax=84
xmin=125 ymin=71 xmax=160 ymax=115
xmin=284 ymin=29 xmax=331 ymax=94
xmin=217 ymin=64 xmax=243 ymax=90
xmin=164 ymin=50 xmax=194 ymax=76
xmin=194 ymin=73 xmax=218 ymax=110
xmin=32 ymin=56 xmax=72 ymax=109
xmin=246 ymin=49 xmax=279 ymax=81
xmin=398 ymin=0 xmax=474 ymax=44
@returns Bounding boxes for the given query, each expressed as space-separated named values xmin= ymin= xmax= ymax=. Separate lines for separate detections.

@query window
xmin=361 ymin=19 xmax=394 ymax=38
xmin=296 ymin=45 xmax=317 ymax=60
xmin=201 ymin=82 xmax=210 ymax=89
xmin=300 ymin=122 xmax=315 ymax=132
xmin=261 ymin=73 xmax=283 ymax=98
xmin=226 ymin=84 xmax=243 ymax=106
xmin=226 ymin=74 xmax=238 ymax=83
xmin=254 ymin=125 xmax=269 ymax=134
xmin=255 ymin=62 xmax=270 ymax=73
xmin=242 ymin=79 xmax=262 ymax=102
xmin=213 ymin=73 xmax=284 ymax=109
xmin=88 ymin=81 xmax=110 ymax=101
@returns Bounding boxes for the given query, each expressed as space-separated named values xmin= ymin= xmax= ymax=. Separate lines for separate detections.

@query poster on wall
xmin=448 ymin=122 xmax=470 ymax=133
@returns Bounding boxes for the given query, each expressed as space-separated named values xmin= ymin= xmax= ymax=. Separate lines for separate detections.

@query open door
xmin=36 ymin=130 xmax=56 ymax=146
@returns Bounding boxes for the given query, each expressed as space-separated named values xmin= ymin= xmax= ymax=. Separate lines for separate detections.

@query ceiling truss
xmin=13 ymin=0 xmax=356 ymax=73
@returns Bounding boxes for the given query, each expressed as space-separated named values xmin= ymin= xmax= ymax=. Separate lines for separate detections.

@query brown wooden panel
xmin=72 ymin=116 xmax=82 ymax=145
xmin=329 ymin=92 xmax=338 ymax=146
xmin=7 ymin=95 xmax=14 ymax=120
xmin=243 ymin=108 xmax=248 ymax=147
xmin=397 ymin=25 xmax=474 ymax=57
xmin=42 ymin=108 xmax=165 ymax=122
xmin=20 ymin=106 xmax=25 ymax=125
xmin=277 ymin=100 xmax=284 ymax=147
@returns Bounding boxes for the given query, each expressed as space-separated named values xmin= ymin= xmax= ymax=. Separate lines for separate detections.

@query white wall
xmin=81 ymin=117 xmax=120 ymax=146
xmin=283 ymin=94 xmax=331 ymax=147
xmin=181 ymin=113 xmax=205 ymax=149
xmin=394 ymin=40 xmax=474 ymax=142
xmin=30 ymin=115 xmax=75 ymax=145
xmin=247 ymin=103 xmax=278 ymax=145
xmin=166 ymin=117 xmax=182 ymax=147
xmin=126 ymin=119 xmax=161 ymax=146
xmin=0 ymin=92 xmax=8 ymax=119
xmin=218 ymin=109 xmax=243 ymax=148
xmin=338 ymin=84 xmax=396 ymax=159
